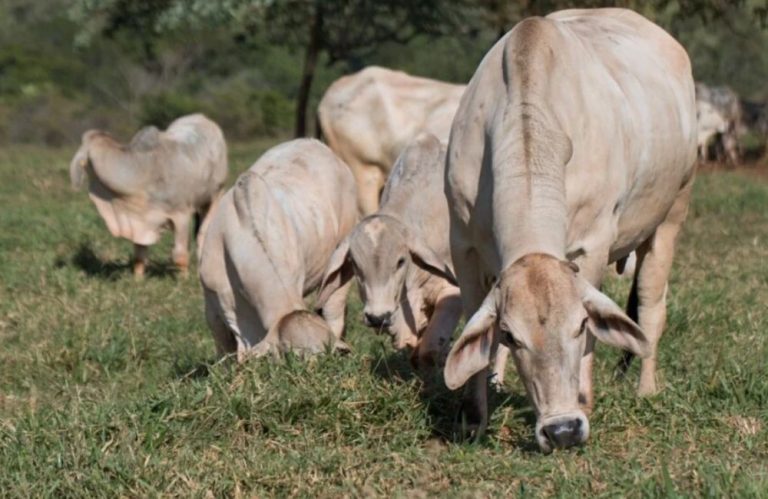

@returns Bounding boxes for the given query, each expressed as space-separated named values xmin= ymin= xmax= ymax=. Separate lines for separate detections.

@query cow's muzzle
xmin=536 ymin=412 xmax=589 ymax=452
xmin=364 ymin=311 xmax=392 ymax=329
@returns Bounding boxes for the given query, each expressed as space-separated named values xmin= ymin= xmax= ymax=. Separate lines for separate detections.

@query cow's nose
xmin=364 ymin=312 xmax=392 ymax=329
xmin=541 ymin=418 xmax=583 ymax=449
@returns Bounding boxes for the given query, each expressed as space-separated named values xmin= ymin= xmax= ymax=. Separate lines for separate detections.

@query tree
xmin=72 ymin=0 xmax=465 ymax=137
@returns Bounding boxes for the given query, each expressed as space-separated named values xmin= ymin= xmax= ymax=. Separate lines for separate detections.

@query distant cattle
xmin=318 ymin=133 xmax=460 ymax=369
xmin=70 ymin=114 xmax=228 ymax=277
xmin=317 ymin=66 xmax=465 ymax=215
xmin=695 ymin=83 xmax=741 ymax=164
xmin=199 ymin=139 xmax=357 ymax=360
xmin=443 ymin=9 xmax=697 ymax=452
xmin=696 ymin=99 xmax=729 ymax=161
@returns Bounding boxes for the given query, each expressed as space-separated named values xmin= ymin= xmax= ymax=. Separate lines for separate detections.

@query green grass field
xmin=0 ymin=142 xmax=766 ymax=497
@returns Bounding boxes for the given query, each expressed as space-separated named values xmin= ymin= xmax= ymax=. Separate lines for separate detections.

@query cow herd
xmin=69 ymin=8 xmax=740 ymax=452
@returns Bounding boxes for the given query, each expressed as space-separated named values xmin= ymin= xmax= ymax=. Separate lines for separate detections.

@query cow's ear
xmin=316 ymin=237 xmax=353 ymax=309
xmin=578 ymin=278 xmax=651 ymax=358
xmin=408 ymin=235 xmax=457 ymax=285
xmin=444 ymin=288 xmax=498 ymax=390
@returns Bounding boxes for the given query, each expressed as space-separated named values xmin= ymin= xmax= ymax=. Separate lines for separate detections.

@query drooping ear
xmin=69 ymin=145 xmax=89 ymax=190
xmin=316 ymin=237 xmax=354 ymax=308
xmin=408 ymin=234 xmax=457 ymax=285
xmin=443 ymin=288 xmax=498 ymax=390
xmin=578 ymin=278 xmax=651 ymax=358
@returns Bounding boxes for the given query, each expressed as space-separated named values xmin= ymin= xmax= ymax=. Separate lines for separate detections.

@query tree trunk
xmin=294 ymin=6 xmax=322 ymax=138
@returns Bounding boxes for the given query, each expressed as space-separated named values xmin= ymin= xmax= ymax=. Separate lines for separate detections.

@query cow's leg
xmin=320 ymin=278 xmax=352 ymax=341
xmin=204 ymin=292 xmax=237 ymax=358
xmin=353 ymin=164 xmax=385 ymax=216
xmin=413 ymin=285 xmax=462 ymax=370
xmin=628 ymin=180 xmax=693 ymax=396
xmin=195 ymin=193 xmax=221 ymax=255
xmin=452 ymin=248 xmax=494 ymax=440
xmin=171 ymin=215 xmax=191 ymax=277
xmin=133 ymin=243 xmax=149 ymax=279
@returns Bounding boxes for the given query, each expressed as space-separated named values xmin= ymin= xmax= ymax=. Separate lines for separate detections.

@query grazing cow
xmin=317 ymin=133 xmax=461 ymax=368
xmin=317 ymin=66 xmax=465 ymax=215
xmin=696 ymin=99 xmax=729 ymax=161
xmin=199 ymin=139 xmax=357 ymax=360
xmin=442 ymin=9 xmax=697 ymax=452
xmin=70 ymin=114 xmax=228 ymax=277
xmin=695 ymin=82 xmax=742 ymax=164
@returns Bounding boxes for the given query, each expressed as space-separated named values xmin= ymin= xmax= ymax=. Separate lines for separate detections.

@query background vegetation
xmin=0 ymin=0 xmax=765 ymax=146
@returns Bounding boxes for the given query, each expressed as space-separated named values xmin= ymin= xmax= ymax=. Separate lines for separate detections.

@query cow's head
xmin=317 ymin=215 xmax=455 ymax=349
xmin=444 ymin=253 xmax=650 ymax=452
xmin=69 ymin=130 xmax=109 ymax=190
xmin=272 ymin=310 xmax=350 ymax=357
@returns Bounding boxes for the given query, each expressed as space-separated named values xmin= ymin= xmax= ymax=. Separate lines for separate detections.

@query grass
xmin=0 ymin=141 xmax=767 ymax=497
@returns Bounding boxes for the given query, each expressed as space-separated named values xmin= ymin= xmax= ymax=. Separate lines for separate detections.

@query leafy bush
xmin=139 ymin=93 xmax=200 ymax=129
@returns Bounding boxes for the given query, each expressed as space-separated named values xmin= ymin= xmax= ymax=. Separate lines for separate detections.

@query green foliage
xmin=0 ymin=0 xmax=765 ymax=144
xmin=0 ymin=144 xmax=767 ymax=495
xmin=139 ymin=92 xmax=199 ymax=129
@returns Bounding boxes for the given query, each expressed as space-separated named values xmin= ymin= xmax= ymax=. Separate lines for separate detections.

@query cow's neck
xmin=491 ymin=102 xmax=571 ymax=269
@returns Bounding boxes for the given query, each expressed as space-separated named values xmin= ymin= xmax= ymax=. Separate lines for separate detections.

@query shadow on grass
xmin=173 ymin=357 xmax=220 ymax=381
xmin=371 ymin=349 xmax=537 ymax=451
xmin=57 ymin=243 xmax=178 ymax=280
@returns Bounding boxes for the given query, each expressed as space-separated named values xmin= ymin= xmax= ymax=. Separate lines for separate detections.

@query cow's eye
xmin=396 ymin=257 xmax=406 ymax=269
xmin=576 ymin=317 xmax=588 ymax=337
xmin=500 ymin=325 xmax=522 ymax=349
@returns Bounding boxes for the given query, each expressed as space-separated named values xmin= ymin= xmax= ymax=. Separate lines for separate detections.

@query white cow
xmin=317 ymin=133 xmax=461 ymax=369
xmin=696 ymin=99 xmax=728 ymax=161
xmin=317 ymin=66 xmax=465 ymax=215
xmin=199 ymin=139 xmax=357 ymax=360
xmin=70 ymin=114 xmax=228 ymax=277
xmin=443 ymin=9 xmax=697 ymax=452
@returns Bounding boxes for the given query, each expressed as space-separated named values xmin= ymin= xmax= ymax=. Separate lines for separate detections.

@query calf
xmin=199 ymin=139 xmax=357 ymax=360
xmin=318 ymin=133 xmax=460 ymax=368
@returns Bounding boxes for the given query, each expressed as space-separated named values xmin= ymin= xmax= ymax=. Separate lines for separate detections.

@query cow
xmin=199 ymin=139 xmax=357 ymax=360
xmin=695 ymin=82 xmax=742 ymax=164
xmin=317 ymin=66 xmax=465 ymax=215
xmin=696 ymin=99 xmax=729 ymax=162
xmin=70 ymin=114 xmax=228 ymax=278
xmin=317 ymin=133 xmax=461 ymax=369
xmin=442 ymin=9 xmax=697 ymax=452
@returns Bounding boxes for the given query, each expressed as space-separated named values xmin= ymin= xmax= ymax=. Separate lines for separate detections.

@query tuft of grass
xmin=1 ymin=145 xmax=767 ymax=497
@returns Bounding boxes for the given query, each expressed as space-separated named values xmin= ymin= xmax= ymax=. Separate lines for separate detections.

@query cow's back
xmin=153 ymin=114 xmax=228 ymax=207
xmin=447 ymin=8 xmax=696 ymax=269
xmin=244 ymin=139 xmax=357 ymax=291
xmin=319 ymin=66 xmax=464 ymax=171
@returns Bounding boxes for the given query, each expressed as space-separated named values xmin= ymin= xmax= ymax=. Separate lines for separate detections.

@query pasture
xmin=0 ymin=142 xmax=766 ymax=497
